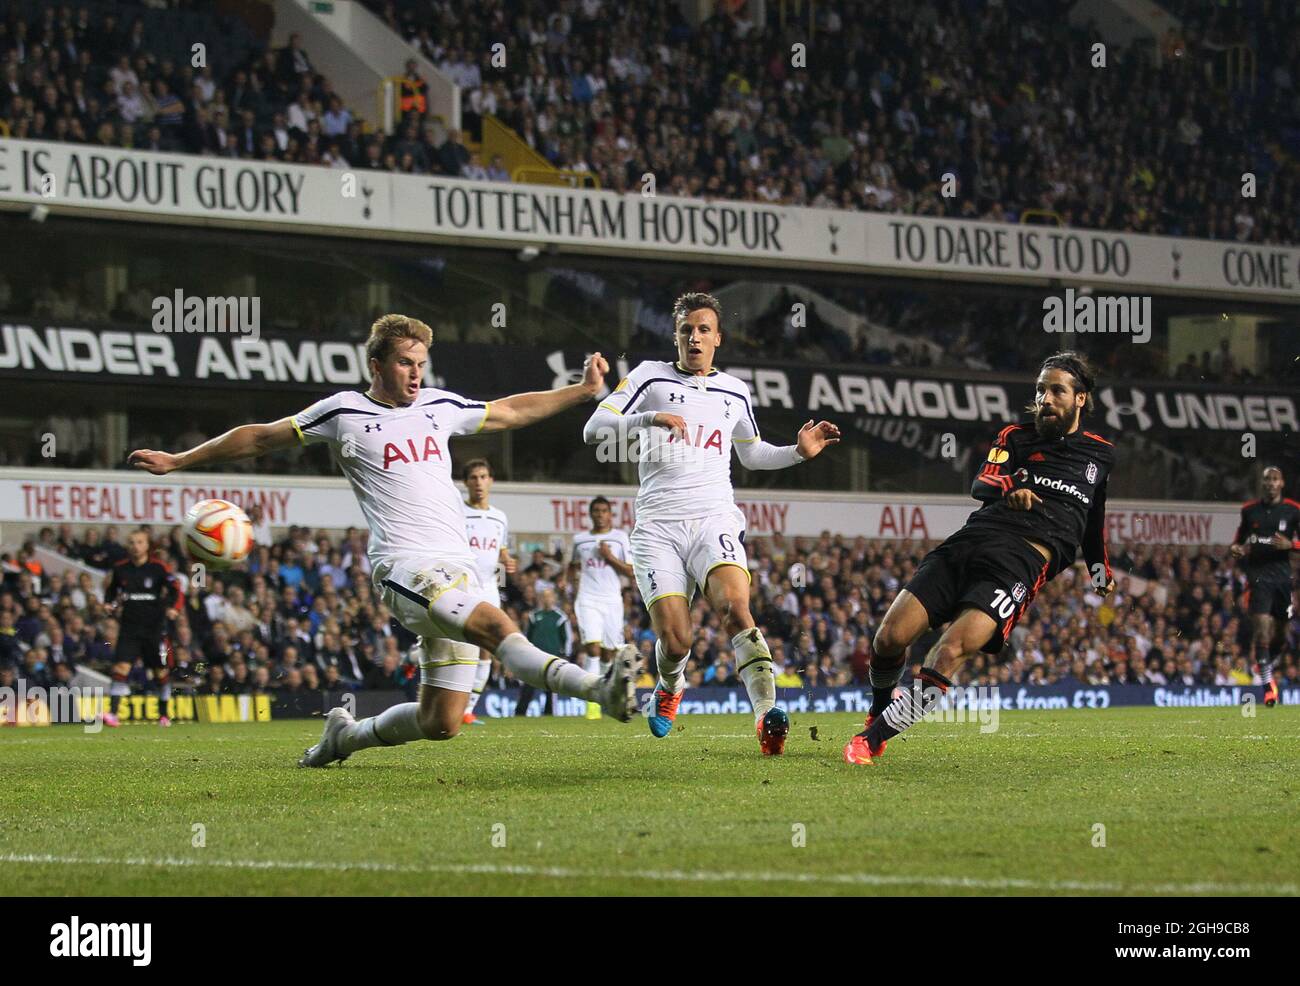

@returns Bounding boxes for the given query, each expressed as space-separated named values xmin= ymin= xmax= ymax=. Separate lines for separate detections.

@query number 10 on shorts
xmin=990 ymin=588 xmax=1017 ymax=620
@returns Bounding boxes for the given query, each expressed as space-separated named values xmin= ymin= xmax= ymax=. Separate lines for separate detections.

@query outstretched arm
xmin=481 ymin=353 xmax=608 ymax=432
xmin=128 ymin=418 xmax=300 ymax=475
xmin=735 ymin=420 xmax=839 ymax=470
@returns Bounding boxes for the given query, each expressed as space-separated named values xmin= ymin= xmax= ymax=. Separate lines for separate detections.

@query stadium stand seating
xmin=367 ymin=0 xmax=1300 ymax=243
xmin=2 ymin=0 xmax=1296 ymax=239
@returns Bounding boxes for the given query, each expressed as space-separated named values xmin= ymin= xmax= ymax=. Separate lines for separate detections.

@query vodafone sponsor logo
xmin=1030 ymin=474 xmax=1091 ymax=504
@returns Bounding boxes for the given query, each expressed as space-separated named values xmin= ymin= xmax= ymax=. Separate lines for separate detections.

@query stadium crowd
xmin=0 ymin=0 xmax=505 ymax=176
xmin=371 ymin=0 xmax=1300 ymax=244
xmin=2 ymin=520 xmax=1294 ymax=717
xmin=2 ymin=0 xmax=1297 ymax=243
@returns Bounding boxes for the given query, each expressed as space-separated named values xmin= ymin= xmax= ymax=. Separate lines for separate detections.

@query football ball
xmin=182 ymin=499 xmax=254 ymax=568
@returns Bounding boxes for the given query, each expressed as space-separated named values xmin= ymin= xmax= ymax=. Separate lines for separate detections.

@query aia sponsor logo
xmin=382 ymin=436 xmax=443 ymax=468
xmin=666 ymin=423 xmax=724 ymax=454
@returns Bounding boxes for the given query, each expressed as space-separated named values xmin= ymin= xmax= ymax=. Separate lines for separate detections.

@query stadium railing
xmin=482 ymin=115 xmax=566 ymax=185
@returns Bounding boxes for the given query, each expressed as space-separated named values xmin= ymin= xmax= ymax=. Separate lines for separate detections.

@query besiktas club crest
xmin=1085 ymin=461 xmax=1098 ymax=483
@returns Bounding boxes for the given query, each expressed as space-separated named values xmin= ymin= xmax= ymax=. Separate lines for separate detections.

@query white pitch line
xmin=0 ymin=732 xmax=763 ymax=744
xmin=5 ymin=732 xmax=1300 ymax=746
xmin=0 ymin=851 xmax=1293 ymax=896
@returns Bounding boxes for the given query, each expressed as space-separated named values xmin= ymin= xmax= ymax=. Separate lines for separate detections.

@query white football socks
xmin=497 ymin=632 xmax=600 ymax=700
xmin=584 ymin=655 xmax=602 ymax=676
xmin=655 ymin=639 xmax=689 ymax=694
xmin=734 ymin=628 xmax=776 ymax=721
xmin=339 ymin=702 xmax=424 ymax=755
xmin=338 ymin=636 xmax=602 ymax=756
xmin=467 ymin=657 xmax=492 ymax=713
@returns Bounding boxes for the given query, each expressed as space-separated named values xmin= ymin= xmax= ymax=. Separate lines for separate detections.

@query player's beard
xmin=1034 ymin=403 xmax=1077 ymax=439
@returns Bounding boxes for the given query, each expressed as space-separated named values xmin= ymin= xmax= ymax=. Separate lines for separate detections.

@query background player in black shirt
xmin=846 ymin=352 xmax=1116 ymax=765
xmin=102 ymin=530 xmax=181 ymax=726
xmin=1229 ymin=466 xmax=1299 ymax=707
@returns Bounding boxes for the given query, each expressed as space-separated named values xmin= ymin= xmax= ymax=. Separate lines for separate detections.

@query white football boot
xmin=596 ymin=645 xmax=639 ymax=722
xmin=297 ymin=706 xmax=355 ymax=767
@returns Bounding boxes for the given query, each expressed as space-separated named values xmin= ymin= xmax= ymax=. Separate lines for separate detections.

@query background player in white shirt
xmin=127 ymin=314 xmax=637 ymax=767
xmin=582 ymin=293 xmax=839 ymax=755
xmin=459 ymin=457 xmax=515 ymax=724
xmin=569 ymin=496 xmax=634 ymax=715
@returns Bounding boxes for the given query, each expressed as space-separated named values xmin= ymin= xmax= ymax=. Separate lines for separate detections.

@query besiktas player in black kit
xmin=1229 ymin=466 xmax=1299 ymax=707
xmin=844 ymin=351 xmax=1117 ymax=765
xmin=103 ymin=530 xmax=181 ymax=726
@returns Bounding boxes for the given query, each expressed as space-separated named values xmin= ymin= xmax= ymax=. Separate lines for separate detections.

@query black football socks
xmin=865 ymin=667 xmax=953 ymax=750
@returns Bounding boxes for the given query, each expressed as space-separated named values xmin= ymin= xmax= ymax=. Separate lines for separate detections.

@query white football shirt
xmin=571 ymin=527 xmax=631 ymax=601
xmin=463 ymin=501 xmax=509 ymax=589
xmin=597 ymin=360 xmax=760 ymax=521
xmin=292 ymin=389 xmax=489 ymax=569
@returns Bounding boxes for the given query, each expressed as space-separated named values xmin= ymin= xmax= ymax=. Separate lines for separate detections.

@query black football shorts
xmin=905 ymin=527 xmax=1052 ymax=654
xmin=115 ymin=629 xmax=170 ymax=671
xmin=1248 ymin=580 xmax=1295 ymax=620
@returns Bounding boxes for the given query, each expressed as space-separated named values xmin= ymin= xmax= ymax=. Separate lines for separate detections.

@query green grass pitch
xmin=2 ymin=707 xmax=1296 ymax=896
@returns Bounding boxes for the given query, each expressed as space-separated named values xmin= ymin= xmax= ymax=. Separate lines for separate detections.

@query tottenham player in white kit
xmin=459 ymin=458 xmax=514 ymax=723
xmin=128 ymin=315 xmax=637 ymax=767
xmin=408 ymin=457 xmax=512 ymax=725
xmin=570 ymin=496 xmax=634 ymax=713
xmin=583 ymin=293 xmax=839 ymax=755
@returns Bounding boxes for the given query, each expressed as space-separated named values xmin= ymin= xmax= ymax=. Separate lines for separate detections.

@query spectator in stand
xmin=151 ymin=78 xmax=183 ymax=134
xmin=321 ymin=94 xmax=351 ymax=137
xmin=438 ymin=127 xmax=470 ymax=177
xmin=486 ymin=153 xmax=510 ymax=181
xmin=462 ymin=151 xmax=489 ymax=181
xmin=398 ymin=58 xmax=427 ymax=118
xmin=277 ymin=32 xmax=313 ymax=87
xmin=116 ymin=79 xmax=148 ymax=125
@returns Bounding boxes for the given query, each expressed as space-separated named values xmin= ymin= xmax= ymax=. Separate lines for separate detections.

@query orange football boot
xmin=648 ymin=685 xmax=683 ymax=737
xmin=843 ymin=714 xmax=887 ymax=765
xmin=757 ymin=707 xmax=789 ymax=756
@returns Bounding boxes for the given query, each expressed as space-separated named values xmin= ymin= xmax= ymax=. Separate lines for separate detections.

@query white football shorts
xmin=374 ymin=557 xmax=496 ymax=691
xmin=630 ymin=506 xmax=750 ymax=608
xmin=574 ymin=593 xmax=626 ymax=649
